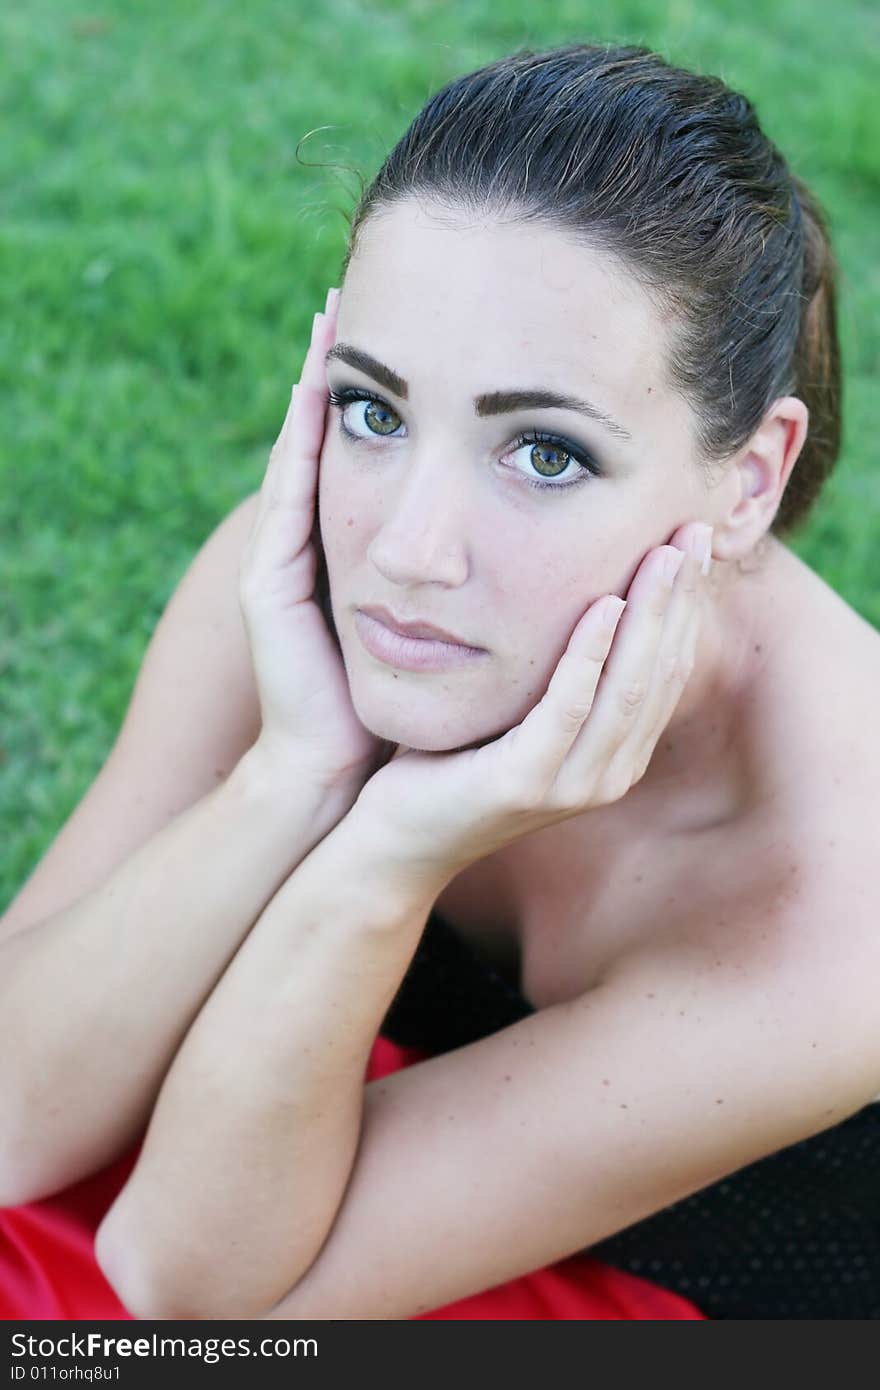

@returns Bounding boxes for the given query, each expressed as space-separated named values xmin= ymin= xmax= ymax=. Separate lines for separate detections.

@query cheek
xmin=499 ymin=558 xmax=585 ymax=653
xmin=514 ymin=540 xmax=624 ymax=656
xmin=317 ymin=444 xmax=376 ymax=565
xmin=316 ymin=431 xmax=340 ymax=515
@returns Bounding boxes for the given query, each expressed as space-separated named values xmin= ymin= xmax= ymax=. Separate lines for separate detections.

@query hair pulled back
xmin=337 ymin=42 xmax=842 ymax=537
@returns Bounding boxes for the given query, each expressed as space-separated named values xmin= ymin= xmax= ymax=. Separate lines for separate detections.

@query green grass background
xmin=2 ymin=0 xmax=878 ymax=910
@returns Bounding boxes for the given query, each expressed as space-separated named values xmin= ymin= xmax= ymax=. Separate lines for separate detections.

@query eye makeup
xmin=326 ymin=384 xmax=603 ymax=494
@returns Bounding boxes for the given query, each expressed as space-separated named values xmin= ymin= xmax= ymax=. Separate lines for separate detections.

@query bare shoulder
xmin=605 ymin=769 xmax=880 ymax=1121
xmin=649 ymin=548 xmax=880 ymax=1093
xmin=774 ymin=545 xmax=874 ymax=864
xmin=768 ymin=545 xmax=880 ymax=849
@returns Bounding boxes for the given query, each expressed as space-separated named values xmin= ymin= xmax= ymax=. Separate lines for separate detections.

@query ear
xmin=712 ymin=396 xmax=809 ymax=562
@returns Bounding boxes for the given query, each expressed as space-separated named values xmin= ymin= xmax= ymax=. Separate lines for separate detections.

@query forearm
xmin=0 ymin=744 xmax=361 ymax=1206
xmin=95 ymin=810 xmax=440 ymax=1321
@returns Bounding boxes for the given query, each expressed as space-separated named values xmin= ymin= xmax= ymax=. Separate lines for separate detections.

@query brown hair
xmin=330 ymin=41 xmax=842 ymax=538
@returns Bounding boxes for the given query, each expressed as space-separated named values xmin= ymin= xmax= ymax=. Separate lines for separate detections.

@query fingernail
xmin=601 ymin=595 xmax=627 ymax=629
xmin=325 ymin=287 xmax=340 ymax=313
xmin=662 ymin=548 xmax=686 ymax=585
xmin=693 ymin=524 xmax=713 ymax=576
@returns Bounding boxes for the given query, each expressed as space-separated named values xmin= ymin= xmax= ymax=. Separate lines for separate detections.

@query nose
xmin=366 ymin=450 xmax=472 ymax=588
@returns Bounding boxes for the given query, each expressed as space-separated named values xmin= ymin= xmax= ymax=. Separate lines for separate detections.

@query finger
xmin=549 ymin=545 xmax=683 ymax=793
xmin=265 ymin=295 xmax=340 ymax=505
xmin=271 ymin=310 xmax=333 ymax=507
xmin=242 ymin=308 xmax=337 ymax=588
xmin=500 ymin=590 xmax=628 ymax=794
xmin=602 ymin=544 xmax=702 ymax=787
xmin=631 ymin=597 xmax=702 ymax=783
xmin=626 ymin=542 xmax=700 ymax=741
xmin=621 ymin=523 xmax=712 ymax=770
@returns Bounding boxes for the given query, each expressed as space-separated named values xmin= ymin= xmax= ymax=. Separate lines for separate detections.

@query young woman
xmin=2 ymin=42 xmax=877 ymax=1321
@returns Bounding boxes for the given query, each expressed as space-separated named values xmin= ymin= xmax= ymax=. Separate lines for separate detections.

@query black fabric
xmin=380 ymin=909 xmax=880 ymax=1319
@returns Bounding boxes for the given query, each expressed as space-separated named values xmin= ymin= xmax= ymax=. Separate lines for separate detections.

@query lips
xmin=357 ymin=605 xmax=480 ymax=649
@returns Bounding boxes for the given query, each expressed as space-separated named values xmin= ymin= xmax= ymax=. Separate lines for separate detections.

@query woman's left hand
xmin=353 ymin=522 xmax=713 ymax=894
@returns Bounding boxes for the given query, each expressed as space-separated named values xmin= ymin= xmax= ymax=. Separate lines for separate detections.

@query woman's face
xmin=318 ymin=198 xmax=711 ymax=753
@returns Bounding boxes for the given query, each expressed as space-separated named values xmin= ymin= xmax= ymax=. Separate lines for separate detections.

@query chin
xmin=352 ymin=696 xmax=511 ymax=756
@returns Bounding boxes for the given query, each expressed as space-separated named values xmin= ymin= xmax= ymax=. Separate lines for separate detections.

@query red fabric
xmin=0 ymin=1034 xmax=707 ymax=1321
xmin=0 ymin=1143 xmax=141 ymax=1320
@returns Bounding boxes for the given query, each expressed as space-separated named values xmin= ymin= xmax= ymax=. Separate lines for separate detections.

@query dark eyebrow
xmin=324 ymin=343 xmax=634 ymax=444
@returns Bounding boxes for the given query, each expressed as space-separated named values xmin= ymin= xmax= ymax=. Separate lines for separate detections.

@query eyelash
xmin=325 ymin=385 xmax=601 ymax=493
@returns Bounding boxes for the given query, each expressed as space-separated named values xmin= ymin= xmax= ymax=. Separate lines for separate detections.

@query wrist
xmin=341 ymin=794 xmax=455 ymax=918
xmin=234 ymin=740 xmax=362 ymax=844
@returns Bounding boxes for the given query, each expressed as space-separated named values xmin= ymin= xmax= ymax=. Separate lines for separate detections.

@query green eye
xmin=527 ymin=439 xmax=570 ymax=479
xmin=326 ymin=385 xmax=602 ymax=494
xmin=327 ymin=388 xmax=402 ymax=438
xmin=506 ymin=431 xmax=600 ymax=492
xmin=362 ymin=399 xmax=400 ymax=435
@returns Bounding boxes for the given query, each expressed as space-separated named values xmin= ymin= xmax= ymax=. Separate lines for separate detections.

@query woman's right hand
xmin=238 ymin=288 xmax=389 ymax=797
